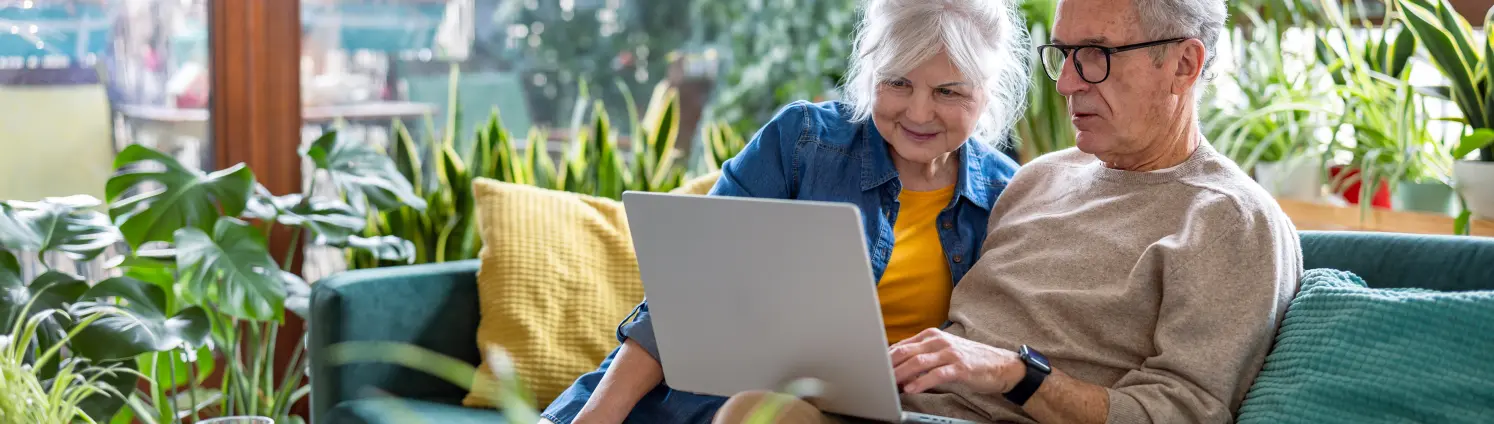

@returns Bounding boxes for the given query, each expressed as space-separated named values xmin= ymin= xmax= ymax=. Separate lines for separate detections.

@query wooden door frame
xmin=208 ymin=0 xmax=309 ymax=420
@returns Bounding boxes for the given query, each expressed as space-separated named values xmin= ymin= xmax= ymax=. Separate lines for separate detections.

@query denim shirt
xmin=541 ymin=100 xmax=1020 ymax=424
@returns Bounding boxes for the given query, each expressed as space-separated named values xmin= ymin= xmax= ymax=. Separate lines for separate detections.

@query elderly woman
xmin=540 ymin=0 xmax=1031 ymax=423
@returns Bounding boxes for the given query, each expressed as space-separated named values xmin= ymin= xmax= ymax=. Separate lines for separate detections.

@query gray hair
xmin=1134 ymin=0 xmax=1228 ymax=87
xmin=840 ymin=0 xmax=1032 ymax=146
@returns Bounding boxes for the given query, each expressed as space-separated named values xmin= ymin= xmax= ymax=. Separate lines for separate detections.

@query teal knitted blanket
xmin=1237 ymin=269 xmax=1494 ymax=423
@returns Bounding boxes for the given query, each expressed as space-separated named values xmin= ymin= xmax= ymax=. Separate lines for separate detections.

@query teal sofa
xmin=307 ymin=231 xmax=1494 ymax=423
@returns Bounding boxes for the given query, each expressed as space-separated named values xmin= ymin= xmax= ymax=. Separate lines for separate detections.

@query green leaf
xmin=527 ymin=129 xmax=558 ymax=190
xmin=282 ymin=270 xmax=311 ymax=319
xmin=1456 ymin=209 xmax=1472 ymax=235
xmin=137 ymin=345 xmax=215 ymax=389
xmin=2 ymin=269 xmax=87 ymax=379
xmin=1 ymin=267 xmax=87 ymax=341
xmin=1417 ymin=85 xmax=1454 ymax=100
xmin=1389 ymin=23 xmax=1417 ymax=77
xmin=106 ymin=144 xmax=254 ymax=249
xmin=242 ymin=185 xmax=297 ymax=221
xmin=69 ymin=277 xmax=212 ymax=361
xmin=174 ymin=217 xmax=287 ymax=321
xmin=0 ymin=249 xmax=21 ymax=292
xmin=301 ymin=130 xmax=428 ymax=213
xmin=77 ymin=360 xmax=140 ymax=422
xmin=1399 ymin=0 xmax=1486 ymax=128
xmin=0 ymin=196 xmax=121 ymax=261
xmin=1456 ymin=129 xmax=1494 ymax=158
xmin=109 ymin=398 xmax=137 ymax=424
xmin=245 ymin=185 xmax=365 ymax=244
xmin=389 ymin=121 xmax=424 ymax=197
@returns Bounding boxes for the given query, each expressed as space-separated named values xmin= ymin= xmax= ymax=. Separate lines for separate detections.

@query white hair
xmin=840 ymin=0 xmax=1032 ymax=146
xmin=1134 ymin=0 xmax=1228 ymax=89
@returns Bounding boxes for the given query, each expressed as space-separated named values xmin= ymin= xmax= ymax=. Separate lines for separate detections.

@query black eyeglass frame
xmin=1037 ymin=38 xmax=1188 ymax=84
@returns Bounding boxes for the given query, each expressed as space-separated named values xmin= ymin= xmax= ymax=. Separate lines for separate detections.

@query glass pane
xmin=1 ymin=0 xmax=213 ymax=201
xmin=297 ymin=0 xmax=723 ymax=278
xmin=1 ymin=0 xmax=212 ymax=280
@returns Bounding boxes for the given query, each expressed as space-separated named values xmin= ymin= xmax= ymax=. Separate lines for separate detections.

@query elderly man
xmin=714 ymin=0 xmax=1303 ymax=423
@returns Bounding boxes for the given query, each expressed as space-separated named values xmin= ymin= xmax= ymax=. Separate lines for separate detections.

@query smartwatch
xmin=1003 ymin=345 xmax=1051 ymax=407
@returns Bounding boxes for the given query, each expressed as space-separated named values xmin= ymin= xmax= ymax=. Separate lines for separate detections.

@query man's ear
xmin=1172 ymin=38 xmax=1207 ymax=94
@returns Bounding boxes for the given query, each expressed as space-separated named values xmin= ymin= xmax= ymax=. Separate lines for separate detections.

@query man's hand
xmin=888 ymin=328 xmax=1025 ymax=395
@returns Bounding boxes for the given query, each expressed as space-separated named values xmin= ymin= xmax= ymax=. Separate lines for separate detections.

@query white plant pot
xmin=1454 ymin=160 xmax=1494 ymax=220
xmin=1255 ymin=160 xmax=1322 ymax=202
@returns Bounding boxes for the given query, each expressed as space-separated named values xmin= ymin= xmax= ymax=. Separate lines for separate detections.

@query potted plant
xmin=1316 ymin=0 xmax=1459 ymax=216
xmin=3 ymin=124 xmax=423 ymax=423
xmin=1204 ymin=7 xmax=1338 ymax=202
xmin=1396 ymin=0 xmax=1494 ymax=228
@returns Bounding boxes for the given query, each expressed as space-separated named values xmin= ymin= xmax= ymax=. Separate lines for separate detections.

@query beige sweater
xmin=903 ymin=143 xmax=1303 ymax=423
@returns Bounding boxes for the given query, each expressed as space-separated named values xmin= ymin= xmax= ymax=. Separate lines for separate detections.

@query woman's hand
xmin=888 ymin=328 xmax=1025 ymax=395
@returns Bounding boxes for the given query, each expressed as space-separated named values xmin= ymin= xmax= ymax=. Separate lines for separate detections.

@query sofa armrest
xmin=309 ymin=259 xmax=484 ymax=422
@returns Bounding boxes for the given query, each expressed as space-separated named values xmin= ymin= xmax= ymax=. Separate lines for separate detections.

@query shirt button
xmin=953 ymin=254 xmax=964 ymax=263
xmin=942 ymin=221 xmax=953 ymax=229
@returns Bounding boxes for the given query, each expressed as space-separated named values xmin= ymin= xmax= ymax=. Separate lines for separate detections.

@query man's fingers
xmin=889 ymin=327 xmax=941 ymax=349
xmin=889 ymin=329 xmax=947 ymax=364
xmin=902 ymin=364 xmax=960 ymax=394
xmin=889 ymin=338 xmax=934 ymax=367
xmin=892 ymin=351 xmax=948 ymax=385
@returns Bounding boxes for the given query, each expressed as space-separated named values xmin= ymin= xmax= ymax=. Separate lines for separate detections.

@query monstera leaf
xmin=301 ymin=130 xmax=427 ymax=213
xmin=69 ymin=276 xmax=211 ymax=361
xmin=323 ymin=235 xmax=415 ymax=263
xmin=106 ymin=145 xmax=254 ymax=248
xmin=0 ymin=253 xmax=88 ymax=333
xmin=244 ymin=184 xmax=366 ymax=244
xmin=174 ymin=217 xmax=288 ymax=321
xmin=0 ymin=196 xmax=122 ymax=261
xmin=0 ymin=260 xmax=88 ymax=378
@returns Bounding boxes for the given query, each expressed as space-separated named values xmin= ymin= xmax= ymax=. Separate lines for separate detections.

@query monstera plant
xmin=0 ymin=196 xmax=141 ymax=423
xmin=1 ymin=131 xmax=421 ymax=423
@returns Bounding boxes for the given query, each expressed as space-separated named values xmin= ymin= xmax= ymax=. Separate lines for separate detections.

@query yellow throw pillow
xmin=464 ymin=172 xmax=720 ymax=409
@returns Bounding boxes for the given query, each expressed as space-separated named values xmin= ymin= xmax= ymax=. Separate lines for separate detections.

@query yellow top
xmin=878 ymin=185 xmax=956 ymax=344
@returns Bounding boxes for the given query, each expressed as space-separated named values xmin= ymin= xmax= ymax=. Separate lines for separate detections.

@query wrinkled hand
xmin=888 ymin=328 xmax=1024 ymax=395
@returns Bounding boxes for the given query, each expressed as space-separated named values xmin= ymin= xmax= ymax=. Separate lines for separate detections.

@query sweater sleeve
xmin=1104 ymin=206 xmax=1302 ymax=424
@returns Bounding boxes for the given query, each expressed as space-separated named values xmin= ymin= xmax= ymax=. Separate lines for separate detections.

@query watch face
xmin=1022 ymin=345 xmax=1052 ymax=373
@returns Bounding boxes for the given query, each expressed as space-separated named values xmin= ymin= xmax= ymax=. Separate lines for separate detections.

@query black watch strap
xmin=1004 ymin=361 xmax=1049 ymax=406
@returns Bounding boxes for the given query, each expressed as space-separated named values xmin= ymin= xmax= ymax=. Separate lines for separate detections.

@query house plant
xmin=97 ymin=133 xmax=423 ymax=424
xmin=0 ymin=290 xmax=134 ymax=424
xmin=1316 ymin=0 xmax=1458 ymax=216
xmin=0 ymin=123 xmax=421 ymax=423
xmin=346 ymin=71 xmax=702 ymax=270
xmin=1203 ymin=6 xmax=1339 ymax=201
xmin=0 ymin=194 xmax=205 ymax=423
xmin=1395 ymin=0 xmax=1494 ymax=227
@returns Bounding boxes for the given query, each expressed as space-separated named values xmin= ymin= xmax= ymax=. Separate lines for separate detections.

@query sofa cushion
xmin=463 ymin=173 xmax=720 ymax=408
xmin=325 ymin=398 xmax=506 ymax=424
xmin=1236 ymin=268 xmax=1494 ymax=423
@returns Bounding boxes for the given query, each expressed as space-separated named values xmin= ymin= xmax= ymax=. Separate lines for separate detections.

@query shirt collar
xmin=860 ymin=120 xmax=996 ymax=210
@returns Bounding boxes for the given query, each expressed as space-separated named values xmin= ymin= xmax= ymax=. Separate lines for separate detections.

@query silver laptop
xmin=622 ymin=191 xmax=978 ymax=424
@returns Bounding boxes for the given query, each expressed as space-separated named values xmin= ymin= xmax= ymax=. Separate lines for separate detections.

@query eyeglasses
xmin=1037 ymin=38 xmax=1187 ymax=84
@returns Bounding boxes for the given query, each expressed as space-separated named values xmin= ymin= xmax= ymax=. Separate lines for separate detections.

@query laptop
xmin=622 ymin=191 xmax=979 ymax=424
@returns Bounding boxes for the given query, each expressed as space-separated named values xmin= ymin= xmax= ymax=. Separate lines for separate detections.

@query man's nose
xmin=1054 ymin=56 xmax=1091 ymax=96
